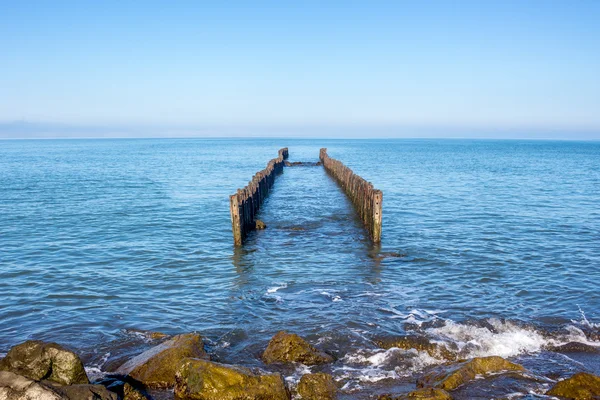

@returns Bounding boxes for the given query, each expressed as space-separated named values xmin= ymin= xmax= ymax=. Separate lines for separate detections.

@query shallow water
xmin=1 ymin=138 xmax=599 ymax=398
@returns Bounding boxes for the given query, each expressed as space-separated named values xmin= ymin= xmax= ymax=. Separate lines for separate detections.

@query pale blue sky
xmin=1 ymin=1 xmax=599 ymax=138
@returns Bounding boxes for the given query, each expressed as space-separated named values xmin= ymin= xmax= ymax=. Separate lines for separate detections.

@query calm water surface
xmin=1 ymin=139 xmax=599 ymax=398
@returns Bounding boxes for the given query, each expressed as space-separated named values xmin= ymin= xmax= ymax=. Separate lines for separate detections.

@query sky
xmin=1 ymin=1 xmax=599 ymax=139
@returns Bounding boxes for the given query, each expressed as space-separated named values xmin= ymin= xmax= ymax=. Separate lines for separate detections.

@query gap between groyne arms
xmin=319 ymin=148 xmax=382 ymax=243
xmin=229 ymin=148 xmax=288 ymax=246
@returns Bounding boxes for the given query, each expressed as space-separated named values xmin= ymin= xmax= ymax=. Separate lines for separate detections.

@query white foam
xmin=267 ymin=283 xmax=287 ymax=294
xmin=427 ymin=319 xmax=548 ymax=358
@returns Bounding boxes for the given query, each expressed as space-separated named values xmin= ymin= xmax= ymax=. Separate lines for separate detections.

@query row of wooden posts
xmin=229 ymin=148 xmax=289 ymax=246
xmin=319 ymin=148 xmax=383 ymax=243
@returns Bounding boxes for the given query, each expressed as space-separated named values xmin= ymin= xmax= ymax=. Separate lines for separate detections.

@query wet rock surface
xmin=174 ymin=358 xmax=289 ymax=400
xmin=378 ymin=388 xmax=452 ymax=400
xmin=416 ymin=356 xmax=524 ymax=391
xmin=52 ymin=383 xmax=118 ymax=400
xmin=262 ymin=331 xmax=333 ymax=365
xmin=297 ymin=373 xmax=337 ymax=400
xmin=115 ymin=333 xmax=208 ymax=389
xmin=375 ymin=336 xmax=456 ymax=361
xmin=0 ymin=341 xmax=89 ymax=386
xmin=546 ymin=372 xmax=600 ymax=399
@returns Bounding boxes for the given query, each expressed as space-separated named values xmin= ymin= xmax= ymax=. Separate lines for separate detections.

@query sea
xmin=1 ymin=138 xmax=599 ymax=399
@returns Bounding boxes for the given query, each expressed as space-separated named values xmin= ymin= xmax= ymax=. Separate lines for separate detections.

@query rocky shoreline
xmin=1 ymin=330 xmax=600 ymax=400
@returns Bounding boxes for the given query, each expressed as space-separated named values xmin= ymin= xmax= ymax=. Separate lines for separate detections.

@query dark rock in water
xmin=549 ymin=342 xmax=600 ymax=354
xmin=255 ymin=220 xmax=267 ymax=230
xmin=115 ymin=333 xmax=208 ymax=389
xmin=0 ymin=341 xmax=89 ymax=386
xmin=378 ymin=388 xmax=452 ymax=399
xmin=0 ymin=371 xmax=64 ymax=400
xmin=52 ymin=383 xmax=117 ymax=400
xmin=174 ymin=358 xmax=289 ymax=400
xmin=297 ymin=373 xmax=336 ymax=400
xmin=284 ymin=161 xmax=321 ymax=167
xmin=417 ymin=356 xmax=524 ymax=391
xmin=262 ymin=331 xmax=333 ymax=365
xmin=375 ymin=335 xmax=456 ymax=361
xmin=123 ymin=383 xmax=149 ymax=400
xmin=546 ymin=372 xmax=600 ymax=399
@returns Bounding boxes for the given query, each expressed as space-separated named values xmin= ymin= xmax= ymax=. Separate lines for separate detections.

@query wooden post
xmin=229 ymin=148 xmax=289 ymax=245
xmin=229 ymin=194 xmax=242 ymax=246
xmin=320 ymin=148 xmax=383 ymax=243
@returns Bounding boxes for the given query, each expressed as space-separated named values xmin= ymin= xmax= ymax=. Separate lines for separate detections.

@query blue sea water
xmin=1 ymin=138 xmax=599 ymax=398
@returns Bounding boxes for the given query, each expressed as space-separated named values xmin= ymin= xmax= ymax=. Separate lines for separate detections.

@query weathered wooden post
xmin=319 ymin=148 xmax=383 ymax=243
xmin=229 ymin=148 xmax=288 ymax=245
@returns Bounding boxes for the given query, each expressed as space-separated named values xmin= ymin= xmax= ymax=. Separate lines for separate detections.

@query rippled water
xmin=1 ymin=138 xmax=599 ymax=398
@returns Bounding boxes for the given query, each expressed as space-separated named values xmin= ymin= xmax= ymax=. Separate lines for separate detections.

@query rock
xmin=417 ymin=356 xmax=524 ymax=391
xmin=262 ymin=331 xmax=333 ymax=365
xmin=549 ymin=342 xmax=600 ymax=354
xmin=378 ymin=388 xmax=452 ymax=400
xmin=297 ymin=373 xmax=336 ymax=399
xmin=0 ymin=371 xmax=65 ymax=400
xmin=115 ymin=333 xmax=208 ymax=389
xmin=255 ymin=220 xmax=267 ymax=230
xmin=0 ymin=341 xmax=88 ymax=386
xmin=546 ymin=372 xmax=600 ymax=399
xmin=53 ymin=384 xmax=117 ymax=400
xmin=123 ymin=383 xmax=149 ymax=400
xmin=376 ymin=335 xmax=456 ymax=361
xmin=174 ymin=358 xmax=289 ymax=400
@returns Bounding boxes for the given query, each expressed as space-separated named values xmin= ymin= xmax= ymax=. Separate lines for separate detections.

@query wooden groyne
xmin=229 ymin=148 xmax=289 ymax=245
xmin=319 ymin=148 xmax=382 ymax=242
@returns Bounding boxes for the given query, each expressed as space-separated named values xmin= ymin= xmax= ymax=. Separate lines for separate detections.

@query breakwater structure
xmin=229 ymin=148 xmax=289 ymax=245
xmin=320 ymin=148 xmax=383 ymax=243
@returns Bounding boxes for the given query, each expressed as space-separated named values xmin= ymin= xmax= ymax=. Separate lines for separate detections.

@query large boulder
xmin=115 ymin=333 xmax=208 ymax=389
xmin=546 ymin=372 xmax=600 ymax=399
xmin=417 ymin=356 xmax=524 ymax=391
xmin=262 ymin=332 xmax=333 ymax=365
xmin=378 ymin=388 xmax=452 ymax=399
xmin=0 ymin=341 xmax=88 ymax=386
xmin=0 ymin=371 xmax=65 ymax=400
xmin=376 ymin=336 xmax=456 ymax=361
xmin=174 ymin=358 xmax=289 ymax=400
xmin=297 ymin=373 xmax=336 ymax=399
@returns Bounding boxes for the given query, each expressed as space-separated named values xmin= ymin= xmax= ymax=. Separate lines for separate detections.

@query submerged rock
xmin=546 ymin=372 xmax=600 ymax=399
xmin=297 ymin=373 xmax=336 ymax=400
xmin=255 ymin=220 xmax=267 ymax=230
xmin=549 ymin=342 xmax=600 ymax=354
xmin=378 ymin=388 xmax=452 ymax=400
xmin=0 ymin=341 xmax=88 ymax=386
xmin=262 ymin=331 xmax=333 ymax=365
xmin=376 ymin=335 xmax=456 ymax=361
xmin=174 ymin=358 xmax=289 ymax=400
xmin=115 ymin=333 xmax=208 ymax=389
xmin=417 ymin=356 xmax=524 ymax=391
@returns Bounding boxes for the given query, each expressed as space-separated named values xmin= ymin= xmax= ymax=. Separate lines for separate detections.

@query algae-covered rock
xmin=174 ymin=358 xmax=289 ymax=400
xmin=417 ymin=356 xmax=524 ymax=391
xmin=123 ymin=383 xmax=149 ymax=400
xmin=546 ymin=372 xmax=600 ymax=399
xmin=115 ymin=333 xmax=208 ymax=388
xmin=378 ymin=388 xmax=452 ymax=400
xmin=0 ymin=341 xmax=88 ymax=386
xmin=0 ymin=371 xmax=65 ymax=400
xmin=262 ymin=331 xmax=333 ymax=365
xmin=376 ymin=336 xmax=456 ymax=361
xmin=549 ymin=342 xmax=600 ymax=354
xmin=297 ymin=373 xmax=336 ymax=399
xmin=255 ymin=220 xmax=267 ymax=230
